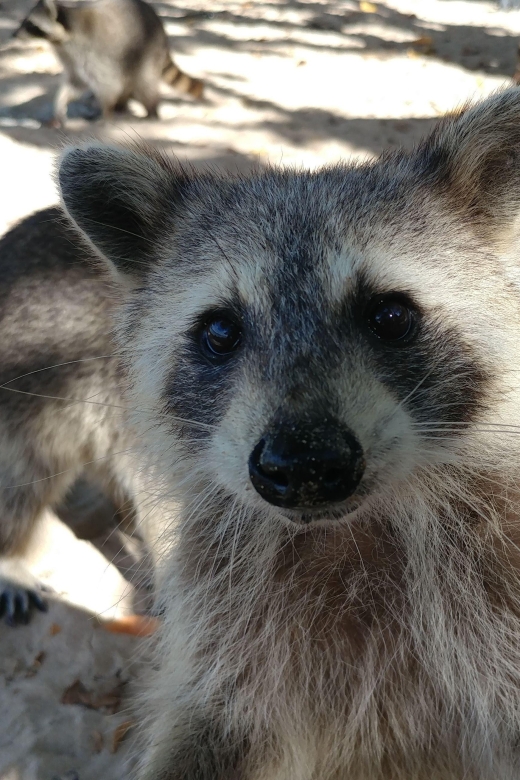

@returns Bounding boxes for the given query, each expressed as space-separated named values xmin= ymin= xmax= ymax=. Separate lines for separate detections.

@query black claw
xmin=29 ymin=591 xmax=48 ymax=612
xmin=16 ymin=590 xmax=30 ymax=618
xmin=0 ymin=585 xmax=47 ymax=626
xmin=4 ymin=591 xmax=16 ymax=621
xmin=39 ymin=583 xmax=53 ymax=594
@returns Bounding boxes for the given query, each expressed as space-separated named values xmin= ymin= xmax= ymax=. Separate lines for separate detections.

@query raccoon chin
xmin=279 ymin=499 xmax=366 ymax=527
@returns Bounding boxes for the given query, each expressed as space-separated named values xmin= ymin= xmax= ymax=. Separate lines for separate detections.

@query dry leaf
xmin=91 ymin=684 xmax=125 ymax=714
xmin=25 ymin=650 xmax=46 ymax=678
xmin=49 ymin=623 xmax=62 ymax=636
xmin=111 ymin=720 xmax=134 ymax=753
xmin=413 ymin=35 xmax=433 ymax=47
xmin=100 ymin=615 xmax=160 ymax=637
xmin=411 ymin=35 xmax=435 ymax=55
xmin=92 ymin=730 xmax=104 ymax=754
xmin=61 ymin=680 xmax=124 ymax=714
xmin=360 ymin=1 xmax=377 ymax=12
xmin=61 ymin=680 xmax=91 ymax=707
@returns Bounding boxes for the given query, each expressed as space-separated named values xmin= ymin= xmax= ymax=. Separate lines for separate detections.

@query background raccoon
xmin=54 ymin=89 xmax=520 ymax=778
xmin=14 ymin=0 xmax=204 ymax=126
xmin=0 ymin=208 xmax=171 ymax=624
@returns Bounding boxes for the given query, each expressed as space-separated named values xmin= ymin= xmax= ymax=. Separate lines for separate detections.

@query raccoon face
xmin=14 ymin=0 xmax=66 ymax=44
xmin=59 ymin=91 xmax=520 ymax=526
xmin=146 ymin=211 xmax=490 ymax=526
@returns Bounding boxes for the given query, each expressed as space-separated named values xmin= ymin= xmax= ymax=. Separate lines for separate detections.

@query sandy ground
xmin=1 ymin=0 xmax=520 ymax=777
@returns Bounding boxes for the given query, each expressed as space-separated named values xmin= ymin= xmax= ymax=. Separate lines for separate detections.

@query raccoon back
xmin=53 ymin=0 xmax=169 ymax=76
xmin=0 ymin=208 xmax=115 ymax=391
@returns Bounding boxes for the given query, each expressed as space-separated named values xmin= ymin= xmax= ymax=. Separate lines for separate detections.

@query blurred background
xmin=1 ymin=0 xmax=520 ymax=233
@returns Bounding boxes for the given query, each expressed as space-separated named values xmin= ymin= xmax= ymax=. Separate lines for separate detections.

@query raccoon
xmin=45 ymin=88 xmax=520 ymax=779
xmin=13 ymin=0 xmax=204 ymax=127
xmin=0 ymin=207 xmax=170 ymax=624
xmin=4 ymin=86 xmax=520 ymax=775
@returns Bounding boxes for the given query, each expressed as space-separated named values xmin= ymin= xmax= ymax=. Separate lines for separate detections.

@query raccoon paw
xmin=0 ymin=581 xmax=47 ymax=626
xmin=0 ymin=559 xmax=49 ymax=626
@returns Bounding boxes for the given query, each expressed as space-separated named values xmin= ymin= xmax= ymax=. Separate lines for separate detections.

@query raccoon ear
xmin=58 ymin=144 xmax=184 ymax=283
xmin=417 ymin=88 xmax=520 ymax=242
xmin=42 ymin=0 xmax=58 ymax=20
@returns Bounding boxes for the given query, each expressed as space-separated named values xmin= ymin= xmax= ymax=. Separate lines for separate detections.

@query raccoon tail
xmin=162 ymin=57 xmax=204 ymax=99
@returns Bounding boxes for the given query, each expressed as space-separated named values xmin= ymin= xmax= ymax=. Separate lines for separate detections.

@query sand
xmin=0 ymin=0 xmax=519 ymax=776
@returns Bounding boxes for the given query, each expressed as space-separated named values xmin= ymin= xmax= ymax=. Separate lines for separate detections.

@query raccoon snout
xmin=248 ymin=420 xmax=365 ymax=510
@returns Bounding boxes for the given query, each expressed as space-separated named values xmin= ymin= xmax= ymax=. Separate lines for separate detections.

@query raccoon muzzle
xmin=249 ymin=418 xmax=365 ymax=510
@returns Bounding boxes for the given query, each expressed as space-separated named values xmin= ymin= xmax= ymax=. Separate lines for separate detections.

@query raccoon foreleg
xmin=53 ymin=77 xmax=83 ymax=128
xmin=0 ymin=506 xmax=53 ymax=625
xmin=0 ymin=448 xmax=77 ymax=625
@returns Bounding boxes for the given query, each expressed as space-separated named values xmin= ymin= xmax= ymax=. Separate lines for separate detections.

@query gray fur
xmin=14 ymin=0 xmax=204 ymax=126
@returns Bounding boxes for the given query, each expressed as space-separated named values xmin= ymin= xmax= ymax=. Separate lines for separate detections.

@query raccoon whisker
xmin=411 ymin=423 xmax=520 ymax=435
xmin=412 ymin=421 xmax=520 ymax=429
xmin=417 ymin=429 xmax=520 ymax=437
xmin=407 ymin=401 xmax=475 ymax=411
xmin=445 ymin=491 xmax=497 ymax=528
xmin=94 ymin=578 xmax=136 ymax=622
xmin=228 ymin=504 xmax=247 ymax=602
xmin=150 ymin=479 xmax=221 ymax=551
xmin=0 ymin=385 xmax=216 ymax=431
xmin=83 ymin=218 xmax=156 ymax=251
xmin=386 ymin=369 xmax=434 ymax=421
xmin=200 ymin=223 xmax=240 ymax=282
xmin=0 ymin=384 xmax=145 ymax=411
xmin=151 ymin=493 xmax=206 ymax=556
xmin=394 ymin=368 xmax=433 ymax=414
xmin=202 ymin=495 xmax=240 ymax=615
xmin=149 ymin=462 xmax=221 ymax=508
xmin=412 ymin=421 xmax=520 ymax=431
xmin=181 ymin=487 xmax=232 ymax=581
xmin=0 ymin=354 xmax=119 ymax=387
xmin=193 ymin=493 xmax=245 ymax=618
xmin=459 ymin=458 xmax=518 ymax=494
xmin=413 ymin=468 xmax=507 ymax=525
xmin=100 ymin=502 xmax=167 ymax=580
xmin=345 ymin=523 xmax=374 ymax=605
xmin=98 ymin=493 xmax=149 ymax=556
xmin=184 ymin=484 xmax=223 ymax=532
xmin=0 ymin=446 xmax=143 ymax=490
xmin=410 ymin=421 xmax=469 ymax=427
xmin=100 ymin=530 xmax=142 ymax=579
xmin=392 ymin=372 xmax=482 ymax=402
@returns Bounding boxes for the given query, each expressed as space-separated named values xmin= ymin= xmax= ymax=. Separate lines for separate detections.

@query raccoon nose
xmin=249 ymin=420 xmax=364 ymax=509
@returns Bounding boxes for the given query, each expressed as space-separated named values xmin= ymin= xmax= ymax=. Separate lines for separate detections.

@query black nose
xmin=249 ymin=419 xmax=365 ymax=509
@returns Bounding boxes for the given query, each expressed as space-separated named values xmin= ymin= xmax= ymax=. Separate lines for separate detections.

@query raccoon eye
xmin=365 ymin=295 xmax=415 ymax=341
xmin=201 ymin=315 xmax=242 ymax=358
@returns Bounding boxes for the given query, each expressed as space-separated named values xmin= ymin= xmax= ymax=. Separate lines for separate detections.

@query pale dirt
xmin=0 ymin=0 xmax=519 ymax=777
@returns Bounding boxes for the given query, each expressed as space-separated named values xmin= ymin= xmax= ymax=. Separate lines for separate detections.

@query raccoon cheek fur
xmin=58 ymin=88 xmax=520 ymax=779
